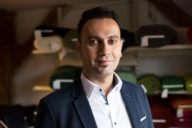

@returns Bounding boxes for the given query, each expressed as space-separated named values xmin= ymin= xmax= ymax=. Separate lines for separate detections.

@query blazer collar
xmin=121 ymin=82 xmax=143 ymax=128
xmin=72 ymin=80 xmax=97 ymax=128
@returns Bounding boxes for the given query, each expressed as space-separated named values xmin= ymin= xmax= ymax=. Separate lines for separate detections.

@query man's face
xmin=77 ymin=18 xmax=123 ymax=78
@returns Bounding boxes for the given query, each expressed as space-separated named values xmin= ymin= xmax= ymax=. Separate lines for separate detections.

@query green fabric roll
xmin=184 ymin=75 xmax=192 ymax=92
xmin=137 ymin=74 xmax=161 ymax=95
xmin=160 ymin=75 xmax=184 ymax=91
xmin=49 ymin=65 xmax=81 ymax=90
xmin=116 ymin=71 xmax=137 ymax=84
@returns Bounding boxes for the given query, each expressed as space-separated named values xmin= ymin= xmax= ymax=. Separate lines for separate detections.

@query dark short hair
xmin=77 ymin=6 xmax=120 ymax=39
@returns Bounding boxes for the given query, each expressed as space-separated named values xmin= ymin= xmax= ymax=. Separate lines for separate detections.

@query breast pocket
xmin=140 ymin=114 xmax=147 ymax=128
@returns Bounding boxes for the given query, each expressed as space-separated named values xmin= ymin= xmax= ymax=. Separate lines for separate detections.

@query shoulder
xmin=122 ymin=80 xmax=144 ymax=93
xmin=121 ymin=80 xmax=147 ymax=101
xmin=39 ymin=85 xmax=74 ymax=106
xmin=121 ymin=80 xmax=151 ymax=111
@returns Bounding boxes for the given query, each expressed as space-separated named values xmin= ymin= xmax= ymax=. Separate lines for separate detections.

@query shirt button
xmin=114 ymin=122 xmax=117 ymax=125
xmin=99 ymin=89 xmax=102 ymax=92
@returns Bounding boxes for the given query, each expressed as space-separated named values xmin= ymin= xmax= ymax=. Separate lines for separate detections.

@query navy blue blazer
xmin=35 ymin=80 xmax=154 ymax=128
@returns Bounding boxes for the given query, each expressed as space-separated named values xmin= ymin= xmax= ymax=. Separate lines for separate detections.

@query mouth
xmin=96 ymin=60 xmax=112 ymax=67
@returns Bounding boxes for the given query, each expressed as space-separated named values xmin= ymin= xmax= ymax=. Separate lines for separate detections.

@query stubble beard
xmin=93 ymin=60 xmax=119 ymax=77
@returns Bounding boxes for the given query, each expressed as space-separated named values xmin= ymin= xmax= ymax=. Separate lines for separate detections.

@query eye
xmin=108 ymin=38 xmax=118 ymax=45
xmin=88 ymin=38 xmax=99 ymax=46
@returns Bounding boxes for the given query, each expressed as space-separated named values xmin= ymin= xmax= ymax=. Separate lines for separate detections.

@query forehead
xmin=81 ymin=18 xmax=121 ymax=36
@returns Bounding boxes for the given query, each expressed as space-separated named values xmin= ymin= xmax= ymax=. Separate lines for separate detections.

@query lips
xmin=96 ymin=59 xmax=112 ymax=66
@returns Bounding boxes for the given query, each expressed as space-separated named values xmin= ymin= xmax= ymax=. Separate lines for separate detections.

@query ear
xmin=120 ymin=51 xmax=122 ymax=58
xmin=120 ymin=39 xmax=124 ymax=58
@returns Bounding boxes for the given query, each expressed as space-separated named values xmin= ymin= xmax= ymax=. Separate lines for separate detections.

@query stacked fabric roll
xmin=49 ymin=65 xmax=81 ymax=90
xmin=116 ymin=71 xmax=137 ymax=84
xmin=160 ymin=75 xmax=185 ymax=91
xmin=135 ymin=24 xmax=177 ymax=48
xmin=137 ymin=74 xmax=161 ymax=95
xmin=184 ymin=75 xmax=192 ymax=93
xmin=148 ymin=96 xmax=172 ymax=128
xmin=169 ymin=96 xmax=192 ymax=127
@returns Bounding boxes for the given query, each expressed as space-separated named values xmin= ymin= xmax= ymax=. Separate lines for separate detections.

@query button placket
xmin=108 ymin=92 xmax=119 ymax=128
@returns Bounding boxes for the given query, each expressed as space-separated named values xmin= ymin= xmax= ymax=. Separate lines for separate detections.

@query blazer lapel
xmin=121 ymin=84 xmax=143 ymax=128
xmin=72 ymin=82 xmax=97 ymax=128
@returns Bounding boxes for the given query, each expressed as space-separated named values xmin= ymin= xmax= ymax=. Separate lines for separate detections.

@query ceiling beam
xmin=147 ymin=0 xmax=192 ymax=27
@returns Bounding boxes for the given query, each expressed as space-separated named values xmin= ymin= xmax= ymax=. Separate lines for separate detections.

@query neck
xmin=83 ymin=72 xmax=114 ymax=95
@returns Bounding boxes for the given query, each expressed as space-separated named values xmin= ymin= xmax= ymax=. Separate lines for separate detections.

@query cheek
xmin=117 ymin=51 xmax=122 ymax=59
xmin=119 ymin=52 xmax=122 ymax=58
xmin=81 ymin=47 xmax=96 ymax=59
xmin=113 ymin=47 xmax=122 ymax=58
xmin=118 ymin=44 xmax=123 ymax=57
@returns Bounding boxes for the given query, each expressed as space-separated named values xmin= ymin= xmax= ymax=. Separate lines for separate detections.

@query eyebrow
xmin=88 ymin=35 xmax=120 ymax=40
xmin=109 ymin=35 xmax=120 ymax=39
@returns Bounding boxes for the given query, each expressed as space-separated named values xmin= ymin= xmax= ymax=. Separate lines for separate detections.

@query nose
xmin=98 ymin=41 xmax=111 ymax=56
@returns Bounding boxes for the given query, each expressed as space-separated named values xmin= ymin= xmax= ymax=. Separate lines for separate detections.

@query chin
xmin=96 ymin=68 xmax=114 ymax=76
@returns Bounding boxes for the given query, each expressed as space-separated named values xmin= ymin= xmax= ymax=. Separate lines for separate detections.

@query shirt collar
xmin=81 ymin=72 xmax=122 ymax=98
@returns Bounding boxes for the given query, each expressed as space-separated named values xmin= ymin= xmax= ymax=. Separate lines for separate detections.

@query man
xmin=35 ymin=7 xmax=154 ymax=128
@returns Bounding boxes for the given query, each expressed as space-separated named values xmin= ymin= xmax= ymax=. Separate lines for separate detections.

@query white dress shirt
xmin=81 ymin=73 xmax=132 ymax=128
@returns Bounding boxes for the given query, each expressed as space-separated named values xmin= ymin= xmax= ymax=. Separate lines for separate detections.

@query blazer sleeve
xmin=35 ymin=98 xmax=57 ymax=128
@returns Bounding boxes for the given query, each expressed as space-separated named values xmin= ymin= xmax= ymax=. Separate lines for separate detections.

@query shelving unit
xmin=34 ymin=44 xmax=192 ymax=92
xmin=125 ymin=44 xmax=192 ymax=56
xmin=126 ymin=44 xmax=192 ymax=127
xmin=120 ymin=44 xmax=192 ymax=67
xmin=124 ymin=44 xmax=192 ymax=52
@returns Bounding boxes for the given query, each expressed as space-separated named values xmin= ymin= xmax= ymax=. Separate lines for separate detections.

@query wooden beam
xmin=147 ymin=0 xmax=192 ymax=26
xmin=0 ymin=10 xmax=15 ymax=45
xmin=13 ymin=7 xmax=58 ymax=70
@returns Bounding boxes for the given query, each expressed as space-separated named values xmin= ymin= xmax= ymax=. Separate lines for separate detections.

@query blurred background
xmin=0 ymin=0 xmax=192 ymax=127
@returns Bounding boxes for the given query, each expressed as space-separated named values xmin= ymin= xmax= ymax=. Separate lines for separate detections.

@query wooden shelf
xmin=124 ymin=44 xmax=192 ymax=51
xmin=119 ymin=44 xmax=192 ymax=67
xmin=167 ymin=90 xmax=192 ymax=95
xmin=123 ymin=44 xmax=192 ymax=56
xmin=33 ymin=85 xmax=53 ymax=92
